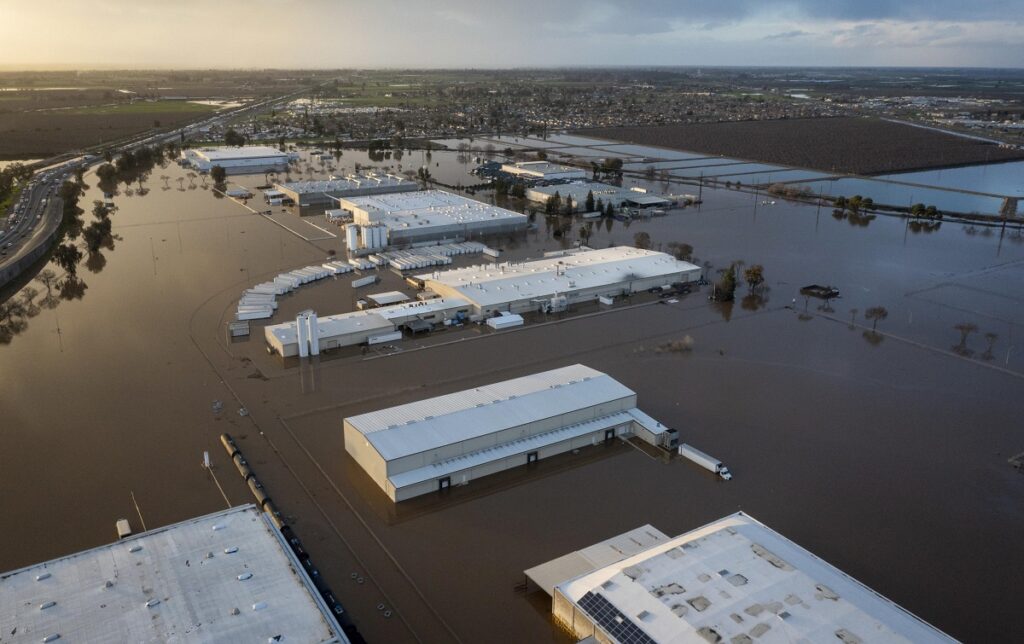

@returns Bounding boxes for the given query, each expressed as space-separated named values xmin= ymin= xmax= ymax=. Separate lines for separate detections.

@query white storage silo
xmin=306 ymin=312 xmax=320 ymax=356
xmin=345 ymin=224 xmax=359 ymax=251
xmin=296 ymin=313 xmax=309 ymax=358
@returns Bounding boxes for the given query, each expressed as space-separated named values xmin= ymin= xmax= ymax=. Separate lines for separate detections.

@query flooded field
xmin=877 ymin=160 xmax=1024 ymax=198
xmin=464 ymin=132 xmax=1021 ymax=216
xmin=1 ymin=143 xmax=1022 ymax=642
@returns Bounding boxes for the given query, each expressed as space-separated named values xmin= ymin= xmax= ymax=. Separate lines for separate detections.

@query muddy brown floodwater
xmin=1 ymin=147 xmax=1022 ymax=643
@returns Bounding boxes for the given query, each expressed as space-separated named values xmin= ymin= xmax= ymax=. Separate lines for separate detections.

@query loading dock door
xmin=604 ymin=429 xmax=615 ymax=443
xmin=527 ymin=451 xmax=539 ymax=464
xmin=438 ymin=477 xmax=451 ymax=491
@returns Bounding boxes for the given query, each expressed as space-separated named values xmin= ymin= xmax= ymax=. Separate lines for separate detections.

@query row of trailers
xmin=220 ymin=433 xmax=366 ymax=643
xmin=236 ymin=261 xmax=357 ymax=322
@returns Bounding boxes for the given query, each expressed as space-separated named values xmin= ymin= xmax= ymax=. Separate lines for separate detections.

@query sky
xmin=1 ymin=0 xmax=1023 ymax=69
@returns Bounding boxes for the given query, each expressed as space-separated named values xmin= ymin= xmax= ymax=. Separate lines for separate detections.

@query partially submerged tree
xmin=864 ymin=306 xmax=888 ymax=331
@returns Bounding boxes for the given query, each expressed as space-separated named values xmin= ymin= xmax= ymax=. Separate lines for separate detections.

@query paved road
xmin=0 ymin=84 xmax=317 ymax=285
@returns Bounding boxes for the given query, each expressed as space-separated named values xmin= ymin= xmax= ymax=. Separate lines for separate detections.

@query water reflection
xmin=0 ymin=143 xmax=175 ymax=342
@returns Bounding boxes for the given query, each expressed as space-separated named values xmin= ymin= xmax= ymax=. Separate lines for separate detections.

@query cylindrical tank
xmin=345 ymin=224 xmax=359 ymax=250
xmin=233 ymin=453 xmax=253 ymax=480
xmin=247 ymin=477 xmax=270 ymax=506
xmin=307 ymin=312 xmax=319 ymax=356
xmin=220 ymin=433 xmax=238 ymax=458
xmin=296 ymin=312 xmax=309 ymax=358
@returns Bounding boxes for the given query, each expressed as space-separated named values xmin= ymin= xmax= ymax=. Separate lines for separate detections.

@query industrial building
xmin=337 ymin=189 xmax=528 ymax=249
xmin=530 ymin=512 xmax=954 ymax=644
xmin=264 ymin=297 xmax=471 ymax=357
xmin=501 ymin=161 xmax=588 ymax=180
xmin=527 ymin=181 xmax=672 ymax=210
xmin=343 ymin=364 xmax=675 ymax=502
xmin=275 ymin=173 xmax=417 ymax=208
xmin=418 ymin=246 xmax=700 ymax=317
xmin=0 ymin=505 xmax=347 ymax=644
xmin=180 ymin=146 xmax=295 ymax=174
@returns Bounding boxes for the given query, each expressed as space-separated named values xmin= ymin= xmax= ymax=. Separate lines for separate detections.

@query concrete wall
xmin=344 ymin=422 xmax=390 ymax=495
xmin=387 ymin=220 xmax=528 ymax=246
xmin=266 ymin=323 xmax=396 ymax=357
xmin=385 ymin=395 xmax=637 ymax=477
xmin=0 ymin=199 xmax=62 ymax=292
xmin=391 ymin=420 xmax=631 ymax=502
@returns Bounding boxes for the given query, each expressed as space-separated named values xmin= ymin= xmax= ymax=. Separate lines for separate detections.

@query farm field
xmin=0 ymin=106 xmax=214 ymax=157
xmin=580 ymin=117 xmax=1024 ymax=174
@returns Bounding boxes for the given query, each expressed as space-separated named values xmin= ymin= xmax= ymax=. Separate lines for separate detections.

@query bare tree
xmin=864 ymin=306 xmax=888 ymax=331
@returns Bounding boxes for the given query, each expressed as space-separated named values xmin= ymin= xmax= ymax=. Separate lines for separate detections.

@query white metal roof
xmin=528 ymin=180 xmax=670 ymax=207
xmin=367 ymin=291 xmax=410 ymax=306
xmin=420 ymin=246 xmax=699 ymax=308
xmin=526 ymin=524 xmax=670 ymax=596
xmin=194 ymin=146 xmax=288 ymax=161
xmin=0 ymin=505 xmax=344 ymax=643
xmin=557 ymin=513 xmax=956 ymax=644
xmin=340 ymin=189 xmax=527 ymax=230
xmin=265 ymin=297 xmax=470 ymax=345
xmin=279 ymin=173 xmax=411 ymax=195
xmin=501 ymin=161 xmax=587 ymax=177
xmin=346 ymin=364 xmax=636 ymax=462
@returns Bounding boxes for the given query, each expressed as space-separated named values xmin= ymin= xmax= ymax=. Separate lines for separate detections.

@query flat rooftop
xmin=193 ymin=146 xmax=287 ymax=161
xmin=503 ymin=161 xmax=586 ymax=175
xmin=340 ymin=189 xmax=527 ymax=229
xmin=530 ymin=181 xmax=669 ymax=207
xmin=556 ymin=512 xmax=955 ymax=644
xmin=0 ymin=505 xmax=345 ymax=643
xmin=278 ymin=173 xmax=412 ymax=195
xmin=266 ymin=297 xmax=470 ymax=345
xmin=526 ymin=525 xmax=671 ymax=596
xmin=346 ymin=364 xmax=635 ymax=461
xmin=419 ymin=246 xmax=698 ymax=307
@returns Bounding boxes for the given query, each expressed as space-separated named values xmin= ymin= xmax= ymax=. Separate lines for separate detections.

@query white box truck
xmin=678 ymin=443 xmax=732 ymax=480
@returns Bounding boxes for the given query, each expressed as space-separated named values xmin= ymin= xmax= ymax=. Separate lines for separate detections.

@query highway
xmin=0 ymin=85 xmax=316 ymax=288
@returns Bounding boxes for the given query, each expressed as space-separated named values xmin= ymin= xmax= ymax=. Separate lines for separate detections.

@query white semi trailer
xmin=678 ymin=443 xmax=732 ymax=480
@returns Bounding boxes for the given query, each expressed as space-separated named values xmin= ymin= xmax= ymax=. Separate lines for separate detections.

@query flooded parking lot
xmin=1 ymin=143 xmax=1022 ymax=642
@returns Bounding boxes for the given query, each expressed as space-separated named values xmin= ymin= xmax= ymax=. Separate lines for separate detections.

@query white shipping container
xmin=367 ymin=330 xmax=403 ymax=345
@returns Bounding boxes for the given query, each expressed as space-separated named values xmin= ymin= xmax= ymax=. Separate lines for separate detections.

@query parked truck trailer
xmin=678 ymin=443 xmax=732 ymax=480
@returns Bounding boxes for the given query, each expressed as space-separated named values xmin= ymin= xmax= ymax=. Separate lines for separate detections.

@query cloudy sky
xmin=2 ymin=0 xmax=1022 ymax=69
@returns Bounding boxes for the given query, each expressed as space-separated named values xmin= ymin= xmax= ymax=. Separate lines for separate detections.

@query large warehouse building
xmin=419 ymin=246 xmax=700 ymax=316
xmin=275 ymin=173 xmax=417 ymax=207
xmin=337 ymin=189 xmax=529 ymax=247
xmin=532 ymin=512 xmax=954 ymax=644
xmin=265 ymin=297 xmax=471 ymax=357
xmin=527 ymin=181 xmax=672 ymax=210
xmin=343 ymin=364 xmax=675 ymax=502
xmin=501 ymin=161 xmax=588 ymax=180
xmin=180 ymin=146 xmax=295 ymax=174
xmin=0 ymin=505 xmax=348 ymax=644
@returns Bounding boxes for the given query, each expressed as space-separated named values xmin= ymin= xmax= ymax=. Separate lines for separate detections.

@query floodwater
xmin=1 ymin=143 xmax=1022 ymax=642
xmin=799 ymin=177 xmax=1008 ymax=214
xmin=877 ymin=160 xmax=1024 ymax=198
